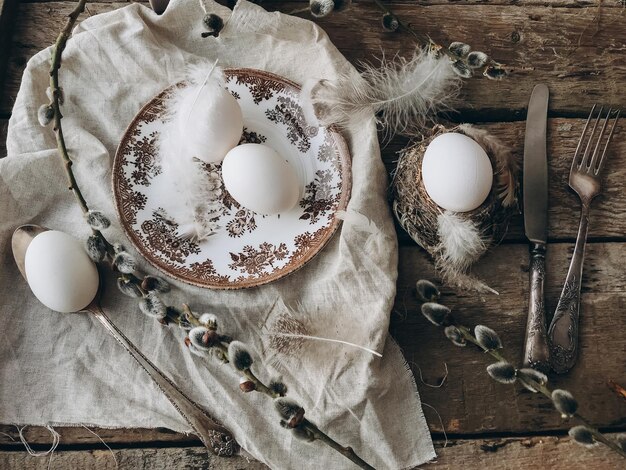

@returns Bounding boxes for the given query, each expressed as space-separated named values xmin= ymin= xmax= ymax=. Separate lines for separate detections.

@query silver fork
xmin=548 ymin=105 xmax=620 ymax=374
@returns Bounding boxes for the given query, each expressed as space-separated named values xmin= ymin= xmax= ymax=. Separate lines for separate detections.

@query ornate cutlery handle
xmin=88 ymin=305 xmax=238 ymax=456
xmin=548 ymin=205 xmax=589 ymax=374
xmin=523 ymin=242 xmax=550 ymax=373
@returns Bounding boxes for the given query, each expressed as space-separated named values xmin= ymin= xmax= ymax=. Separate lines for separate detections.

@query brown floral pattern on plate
xmin=228 ymin=242 xmax=289 ymax=277
xmin=265 ymin=95 xmax=318 ymax=153
xmin=112 ymin=68 xmax=352 ymax=289
xmin=232 ymin=72 xmax=286 ymax=104
xmin=299 ymin=169 xmax=341 ymax=224
xmin=226 ymin=209 xmax=257 ymax=238
xmin=125 ymin=133 xmax=162 ymax=186
xmin=141 ymin=209 xmax=201 ymax=264
xmin=116 ymin=174 xmax=147 ymax=227
xmin=291 ymin=227 xmax=327 ymax=264
xmin=239 ymin=127 xmax=267 ymax=145
xmin=317 ymin=133 xmax=341 ymax=175
xmin=184 ymin=259 xmax=231 ymax=284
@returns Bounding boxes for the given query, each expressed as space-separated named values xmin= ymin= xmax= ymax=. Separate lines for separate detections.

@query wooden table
xmin=1 ymin=1 xmax=625 ymax=468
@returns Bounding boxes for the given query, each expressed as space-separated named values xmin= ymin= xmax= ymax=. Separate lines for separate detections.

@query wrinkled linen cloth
xmin=0 ymin=0 xmax=435 ymax=468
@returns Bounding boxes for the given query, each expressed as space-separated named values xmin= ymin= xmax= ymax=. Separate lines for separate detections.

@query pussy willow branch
xmin=50 ymin=0 xmax=89 ymax=215
xmin=370 ymin=0 xmax=441 ymax=53
xmin=50 ymin=4 xmax=374 ymax=467
xmin=48 ymin=0 xmax=118 ymax=257
xmin=456 ymin=326 xmax=626 ymax=459
xmin=302 ymin=419 xmax=374 ymax=469
xmin=370 ymin=0 xmax=507 ymax=72
xmin=210 ymin=334 xmax=375 ymax=469
xmin=181 ymin=304 xmax=374 ymax=468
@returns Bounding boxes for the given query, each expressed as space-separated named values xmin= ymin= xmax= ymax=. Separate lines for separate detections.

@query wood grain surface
xmin=393 ymin=243 xmax=626 ymax=434
xmin=0 ymin=0 xmax=18 ymax=94
xmin=2 ymin=1 xmax=626 ymax=117
xmin=1 ymin=433 xmax=625 ymax=469
xmin=1 ymin=0 xmax=625 ymax=469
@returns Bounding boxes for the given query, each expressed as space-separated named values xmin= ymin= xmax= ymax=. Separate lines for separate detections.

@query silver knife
xmin=522 ymin=84 xmax=551 ymax=373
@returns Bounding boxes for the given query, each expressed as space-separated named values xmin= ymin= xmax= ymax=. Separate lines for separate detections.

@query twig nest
xmin=392 ymin=124 xmax=519 ymax=293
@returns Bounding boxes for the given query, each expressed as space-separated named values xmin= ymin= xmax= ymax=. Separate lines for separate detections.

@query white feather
xmin=435 ymin=211 xmax=498 ymax=294
xmin=156 ymin=62 xmax=233 ymax=242
xmin=167 ymin=62 xmax=242 ymax=164
xmin=267 ymin=332 xmax=382 ymax=357
xmin=439 ymin=269 xmax=499 ymax=296
xmin=300 ymin=49 xmax=460 ymax=137
xmin=335 ymin=209 xmax=381 ymax=235
xmin=158 ymin=128 xmax=223 ymax=242
xmin=300 ymin=78 xmax=323 ymax=127
xmin=263 ymin=300 xmax=380 ymax=371
xmin=436 ymin=211 xmax=486 ymax=271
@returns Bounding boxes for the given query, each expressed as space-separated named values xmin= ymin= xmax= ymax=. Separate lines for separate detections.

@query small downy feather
xmin=435 ymin=212 xmax=499 ymax=295
xmin=441 ymin=270 xmax=498 ymax=295
xmin=263 ymin=300 xmax=381 ymax=371
xmin=335 ymin=209 xmax=382 ymax=236
xmin=436 ymin=211 xmax=486 ymax=271
xmin=458 ymin=124 xmax=519 ymax=208
xmin=299 ymin=78 xmax=331 ymax=128
xmin=157 ymin=62 xmax=228 ymax=242
xmin=267 ymin=311 xmax=382 ymax=358
xmin=300 ymin=48 xmax=461 ymax=137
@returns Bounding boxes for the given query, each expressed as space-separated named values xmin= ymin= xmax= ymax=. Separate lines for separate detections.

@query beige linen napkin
xmin=0 ymin=1 xmax=435 ymax=468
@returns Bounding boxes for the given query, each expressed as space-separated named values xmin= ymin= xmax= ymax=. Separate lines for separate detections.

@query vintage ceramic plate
xmin=113 ymin=68 xmax=351 ymax=289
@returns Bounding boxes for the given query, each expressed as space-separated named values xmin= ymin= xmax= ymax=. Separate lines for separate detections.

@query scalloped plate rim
xmin=112 ymin=67 xmax=352 ymax=290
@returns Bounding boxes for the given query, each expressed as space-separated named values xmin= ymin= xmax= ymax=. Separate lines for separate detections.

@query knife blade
xmin=522 ymin=84 xmax=551 ymax=373
xmin=524 ymin=84 xmax=549 ymax=244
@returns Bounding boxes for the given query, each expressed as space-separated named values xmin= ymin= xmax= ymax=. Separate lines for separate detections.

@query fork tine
xmin=572 ymin=104 xmax=597 ymax=171
xmin=579 ymin=105 xmax=603 ymax=170
xmin=588 ymin=107 xmax=612 ymax=173
xmin=595 ymin=109 xmax=620 ymax=175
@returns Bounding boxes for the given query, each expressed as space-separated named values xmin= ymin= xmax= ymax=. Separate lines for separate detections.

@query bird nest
xmin=391 ymin=124 xmax=519 ymax=293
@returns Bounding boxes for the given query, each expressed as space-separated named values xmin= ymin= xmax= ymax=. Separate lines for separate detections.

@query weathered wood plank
xmin=307 ymin=2 xmax=626 ymax=118
xmin=0 ymin=445 xmax=269 ymax=469
xmin=0 ymin=425 xmax=196 ymax=447
xmin=0 ymin=2 xmax=129 ymax=115
xmin=3 ymin=2 xmax=626 ymax=116
xmin=4 ymin=116 xmax=626 ymax=242
xmin=429 ymin=434 xmax=626 ymax=470
xmin=1 ymin=433 xmax=625 ymax=469
xmin=392 ymin=242 xmax=626 ymax=434
xmin=0 ymin=119 xmax=7 ymax=157
xmin=0 ymin=0 xmax=19 ymax=95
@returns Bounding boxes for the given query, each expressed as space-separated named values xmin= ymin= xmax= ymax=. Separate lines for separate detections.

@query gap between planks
xmin=3 ymin=425 xmax=625 ymax=449
xmin=1 ymin=432 xmax=625 ymax=469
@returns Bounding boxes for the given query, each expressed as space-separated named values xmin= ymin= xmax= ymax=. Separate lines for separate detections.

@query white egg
xmin=222 ymin=143 xmax=300 ymax=215
xmin=24 ymin=231 xmax=99 ymax=313
xmin=422 ymin=133 xmax=493 ymax=212
xmin=176 ymin=85 xmax=243 ymax=164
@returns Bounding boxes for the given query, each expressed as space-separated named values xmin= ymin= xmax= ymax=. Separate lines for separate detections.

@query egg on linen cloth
xmin=221 ymin=143 xmax=300 ymax=215
xmin=421 ymin=132 xmax=493 ymax=212
xmin=175 ymin=84 xmax=244 ymax=164
xmin=24 ymin=231 xmax=99 ymax=313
